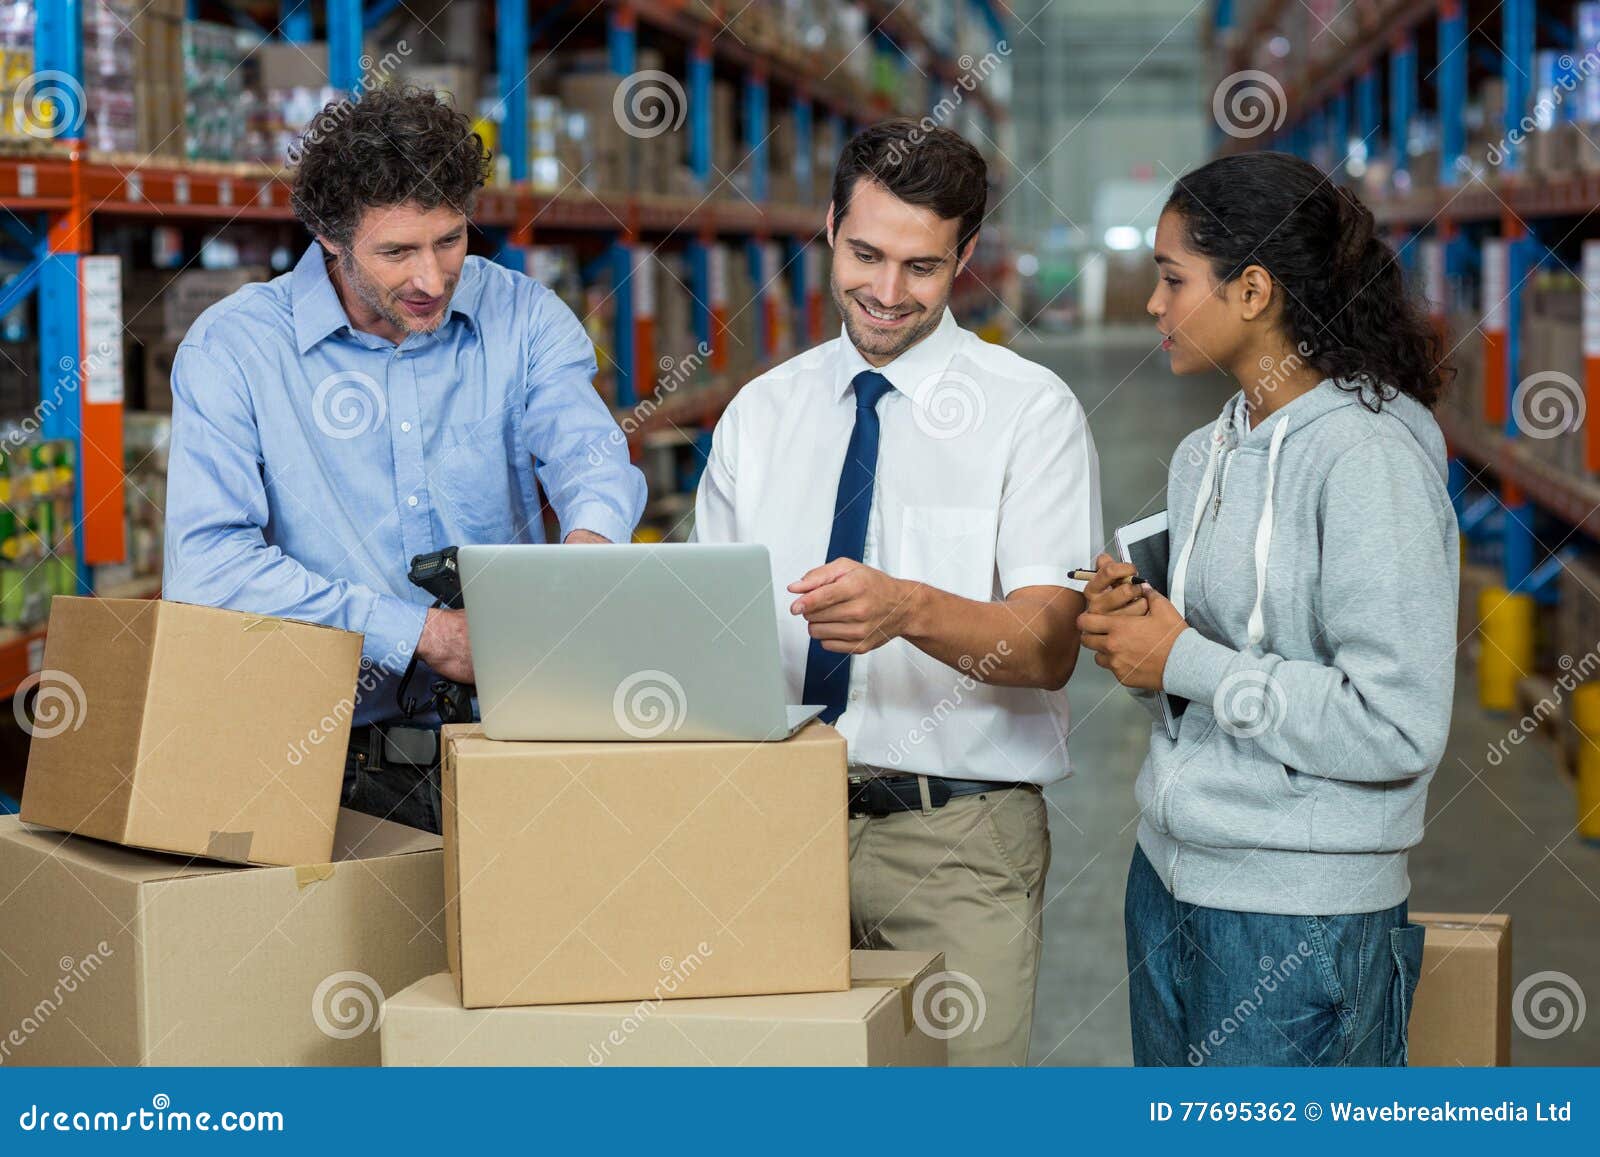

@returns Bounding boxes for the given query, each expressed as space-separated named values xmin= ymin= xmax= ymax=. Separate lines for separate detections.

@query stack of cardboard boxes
xmin=556 ymin=50 xmax=690 ymax=198
xmin=1517 ymin=270 xmax=1587 ymax=479
xmin=0 ymin=597 xmax=949 ymax=1067
xmin=0 ymin=597 xmax=446 ymax=1065
xmin=381 ymin=722 xmax=948 ymax=1066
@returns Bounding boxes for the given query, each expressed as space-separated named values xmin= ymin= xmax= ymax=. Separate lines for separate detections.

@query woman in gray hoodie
xmin=1079 ymin=152 xmax=1458 ymax=1066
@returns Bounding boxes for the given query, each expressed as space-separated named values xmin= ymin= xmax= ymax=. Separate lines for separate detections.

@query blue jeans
xmin=340 ymin=750 xmax=441 ymax=834
xmin=1124 ymin=845 xmax=1425 ymax=1066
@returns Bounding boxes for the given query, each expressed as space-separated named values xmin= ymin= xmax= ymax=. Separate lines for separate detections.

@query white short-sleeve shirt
xmin=692 ymin=309 xmax=1103 ymax=784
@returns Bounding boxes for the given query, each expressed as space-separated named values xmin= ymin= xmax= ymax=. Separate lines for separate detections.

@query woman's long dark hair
xmin=1164 ymin=152 xmax=1449 ymax=410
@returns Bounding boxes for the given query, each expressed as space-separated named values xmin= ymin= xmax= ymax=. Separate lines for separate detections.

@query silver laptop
xmin=456 ymin=543 xmax=826 ymax=741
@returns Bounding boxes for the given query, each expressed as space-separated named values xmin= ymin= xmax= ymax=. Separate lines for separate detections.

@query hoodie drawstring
xmin=1170 ymin=406 xmax=1290 ymax=652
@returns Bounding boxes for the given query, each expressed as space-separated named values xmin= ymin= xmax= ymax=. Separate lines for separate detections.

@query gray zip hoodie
xmin=1134 ymin=378 xmax=1459 ymax=916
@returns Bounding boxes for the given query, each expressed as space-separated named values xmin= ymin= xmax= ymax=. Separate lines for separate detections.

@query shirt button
xmin=407 ymin=495 xmax=419 ymax=507
xmin=849 ymin=690 xmax=862 ymax=703
xmin=401 ymin=421 xmax=412 ymax=433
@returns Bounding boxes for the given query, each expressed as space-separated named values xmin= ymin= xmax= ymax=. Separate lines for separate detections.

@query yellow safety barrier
xmin=1573 ymin=683 xmax=1600 ymax=843
xmin=1478 ymin=587 xmax=1534 ymax=712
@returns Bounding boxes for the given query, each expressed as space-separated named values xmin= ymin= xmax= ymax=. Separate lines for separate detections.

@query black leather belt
xmin=846 ymin=773 xmax=1028 ymax=817
xmin=348 ymin=723 xmax=441 ymax=772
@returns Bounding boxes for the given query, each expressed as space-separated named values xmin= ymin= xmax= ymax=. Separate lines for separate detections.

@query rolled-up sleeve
xmin=521 ymin=286 xmax=647 ymax=544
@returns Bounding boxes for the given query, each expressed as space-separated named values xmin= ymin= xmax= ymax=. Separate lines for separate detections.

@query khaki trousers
xmin=847 ymin=782 xmax=1050 ymax=1066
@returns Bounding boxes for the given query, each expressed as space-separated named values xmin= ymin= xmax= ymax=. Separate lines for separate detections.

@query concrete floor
xmin=1019 ymin=327 xmax=1600 ymax=1066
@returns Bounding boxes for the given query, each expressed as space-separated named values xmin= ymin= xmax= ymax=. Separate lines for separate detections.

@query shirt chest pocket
xmin=897 ymin=505 xmax=998 ymax=601
xmin=433 ymin=419 xmax=517 ymax=539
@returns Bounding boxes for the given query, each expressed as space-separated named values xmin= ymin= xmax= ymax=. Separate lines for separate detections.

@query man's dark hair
xmin=289 ymin=85 xmax=492 ymax=247
xmin=829 ymin=119 xmax=988 ymax=252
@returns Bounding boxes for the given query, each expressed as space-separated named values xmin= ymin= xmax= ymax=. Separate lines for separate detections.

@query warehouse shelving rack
xmin=1210 ymin=0 xmax=1589 ymax=605
xmin=0 ymin=0 xmax=1012 ymax=811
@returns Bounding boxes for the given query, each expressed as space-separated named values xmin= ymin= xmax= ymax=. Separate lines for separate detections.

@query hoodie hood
xmin=1221 ymin=379 xmax=1450 ymax=484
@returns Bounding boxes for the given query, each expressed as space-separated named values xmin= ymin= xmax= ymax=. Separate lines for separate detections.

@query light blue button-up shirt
xmin=164 ymin=244 xmax=646 ymax=725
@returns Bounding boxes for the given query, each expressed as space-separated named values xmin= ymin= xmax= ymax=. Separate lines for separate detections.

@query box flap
xmin=848 ymin=949 xmax=943 ymax=1033
xmin=331 ymin=807 xmax=444 ymax=861
xmin=442 ymin=720 xmax=845 ymax=761
xmin=158 ymin=597 xmax=362 ymax=638
xmin=393 ymin=971 xmax=887 ymax=1024
xmin=0 ymin=816 xmax=237 ymax=884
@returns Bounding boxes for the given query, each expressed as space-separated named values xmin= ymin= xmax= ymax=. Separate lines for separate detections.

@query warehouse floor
xmin=1020 ymin=327 xmax=1600 ymax=1067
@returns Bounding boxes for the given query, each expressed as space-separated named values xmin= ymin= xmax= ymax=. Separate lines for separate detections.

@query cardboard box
xmin=442 ymin=721 xmax=850 ymax=1008
xmin=20 ymin=598 xmax=362 ymax=867
xmin=0 ymin=809 xmax=445 ymax=1065
xmin=382 ymin=949 xmax=948 ymax=1066
xmin=1408 ymin=912 xmax=1512 ymax=1066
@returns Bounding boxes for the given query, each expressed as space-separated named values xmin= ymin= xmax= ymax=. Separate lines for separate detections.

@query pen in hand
xmin=1068 ymin=567 xmax=1148 ymax=588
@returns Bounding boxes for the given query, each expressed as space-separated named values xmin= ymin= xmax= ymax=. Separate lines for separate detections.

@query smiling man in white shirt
xmin=692 ymin=120 xmax=1103 ymax=1065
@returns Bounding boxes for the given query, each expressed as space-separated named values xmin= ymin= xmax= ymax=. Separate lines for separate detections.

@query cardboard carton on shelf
xmin=1407 ymin=912 xmax=1512 ymax=1066
xmin=0 ymin=809 xmax=445 ymax=1065
xmin=441 ymin=720 xmax=850 ymax=1009
xmin=382 ymin=949 xmax=949 ymax=1066
xmin=20 ymin=598 xmax=361 ymax=867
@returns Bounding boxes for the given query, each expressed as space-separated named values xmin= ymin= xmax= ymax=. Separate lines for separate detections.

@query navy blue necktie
xmin=802 ymin=370 xmax=895 ymax=723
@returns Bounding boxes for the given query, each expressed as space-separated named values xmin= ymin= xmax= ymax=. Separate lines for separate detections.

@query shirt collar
xmin=291 ymin=243 xmax=483 ymax=355
xmin=833 ymin=307 xmax=961 ymax=405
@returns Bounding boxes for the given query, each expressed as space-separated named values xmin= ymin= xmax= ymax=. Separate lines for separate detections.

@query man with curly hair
xmin=163 ymin=88 xmax=645 ymax=833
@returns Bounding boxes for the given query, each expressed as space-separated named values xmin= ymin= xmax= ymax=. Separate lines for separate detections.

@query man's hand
xmin=1083 ymin=551 xmax=1149 ymax=618
xmin=788 ymin=558 xmax=919 ymax=654
xmin=417 ymin=607 xmax=475 ymax=683
xmin=564 ymin=529 xmax=610 ymax=544
xmin=1077 ymin=585 xmax=1188 ymax=690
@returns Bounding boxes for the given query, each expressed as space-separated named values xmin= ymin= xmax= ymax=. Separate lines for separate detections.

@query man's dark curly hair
xmin=289 ymin=85 xmax=492 ymax=247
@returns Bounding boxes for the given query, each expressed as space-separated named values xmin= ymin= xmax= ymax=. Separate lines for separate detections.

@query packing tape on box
xmin=294 ymin=863 xmax=336 ymax=889
xmin=205 ymin=829 xmax=254 ymax=863
xmin=242 ymin=618 xmax=281 ymax=632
